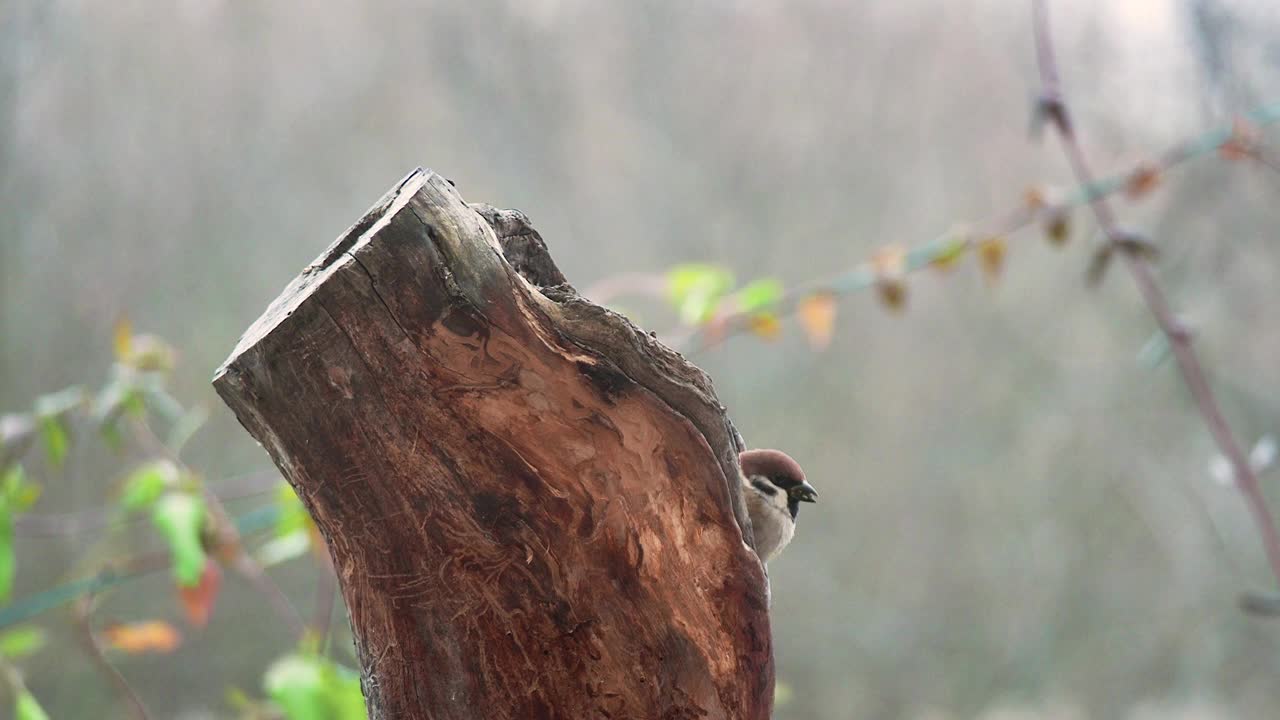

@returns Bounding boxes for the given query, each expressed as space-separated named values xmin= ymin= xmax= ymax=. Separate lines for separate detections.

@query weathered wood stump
xmin=213 ymin=169 xmax=773 ymax=719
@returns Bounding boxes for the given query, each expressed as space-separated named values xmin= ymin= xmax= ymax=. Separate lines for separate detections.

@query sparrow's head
xmin=739 ymin=448 xmax=818 ymax=518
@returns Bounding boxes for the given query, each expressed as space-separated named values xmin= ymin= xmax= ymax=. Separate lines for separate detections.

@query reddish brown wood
xmin=213 ymin=169 xmax=773 ymax=719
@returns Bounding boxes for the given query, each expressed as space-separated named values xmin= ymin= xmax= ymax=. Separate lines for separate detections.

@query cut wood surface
xmin=214 ymin=168 xmax=773 ymax=719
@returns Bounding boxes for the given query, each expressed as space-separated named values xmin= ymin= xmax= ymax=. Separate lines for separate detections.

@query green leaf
xmin=264 ymin=652 xmax=366 ymax=720
xmin=275 ymin=483 xmax=309 ymax=538
xmin=1 ymin=463 xmax=39 ymax=513
xmin=14 ymin=690 xmax=50 ymax=720
xmin=10 ymin=484 xmax=40 ymax=514
xmin=99 ymin=421 xmax=124 ymax=452
xmin=151 ymin=492 xmax=207 ymax=587
xmin=121 ymin=460 xmax=180 ymax=513
xmin=735 ymin=278 xmax=784 ymax=314
xmin=226 ymin=686 xmax=254 ymax=711
xmin=257 ymin=530 xmax=312 ymax=568
xmin=0 ymin=505 xmax=13 ymax=603
xmin=265 ymin=653 xmax=327 ymax=720
xmin=2 ymin=464 xmax=24 ymax=498
xmin=262 ymin=484 xmax=313 ymax=567
xmin=322 ymin=661 xmax=367 ymax=719
xmin=33 ymin=386 xmax=84 ymax=466
xmin=774 ymin=680 xmax=794 ymax=707
xmin=0 ymin=625 xmax=47 ymax=659
xmin=0 ymin=464 xmax=31 ymax=604
xmin=666 ymin=264 xmax=734 ymax=326
xmin=37 ymin=417 xmax=68 ymax=469
xmin=123 ymin=390 xmax=147 ymax=418
xmin=930 ymin=235 xmax=968 ymax=270
xmin=92 ymin=375 xmax=139 ymax=448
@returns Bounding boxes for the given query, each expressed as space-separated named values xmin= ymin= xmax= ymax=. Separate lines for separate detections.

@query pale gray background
xmin=4 ymin=1 xmax=1280 ymax=718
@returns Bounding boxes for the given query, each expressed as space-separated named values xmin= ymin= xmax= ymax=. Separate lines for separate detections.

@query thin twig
xmin=1031 ymin=0 xmax=1280 ymax=590
xmin=73 ymin=595 xmax=151 ymax=720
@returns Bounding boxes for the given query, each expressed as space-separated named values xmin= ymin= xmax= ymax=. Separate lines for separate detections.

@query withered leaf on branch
xmin=1043 ymin=206 xmax=1071 ymax=247
xmin=101 ymin=621 xmax=182 ymax=654
xmin=1029 ymin=93 xmax=1071 ymax=139
xmin=976 ymin=236 xmax=1008 ymax=285
xmin=797 ymin=293 xmax=838 ymax=350
xmin=1114 ymin=228 xmax=1159 ymax=261
xmin=1219 ymin=117 xmax=1260 ymax=161
xmin=1086 ymin=229 xmax=1157 ymax=287
xmin=871 ymin=245 xmax=908 ymax=312
xmin=177 ymin=560 xmax=222 ymax=628
xmin=1124 ymin=163 xmax=1162 ymax=200
xmin=747 ymin=313 xmax=782 ymax=341
xmin=1023 ymin=186 xmax=1047 ymax=210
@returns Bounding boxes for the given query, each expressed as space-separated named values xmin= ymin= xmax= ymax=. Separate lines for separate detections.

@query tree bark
xmin=213 ymin=169 xmax=774 ymax=719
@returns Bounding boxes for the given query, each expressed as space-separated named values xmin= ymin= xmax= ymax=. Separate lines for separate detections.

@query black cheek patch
xmin=749 ymin=476 xmax=778 ymax=497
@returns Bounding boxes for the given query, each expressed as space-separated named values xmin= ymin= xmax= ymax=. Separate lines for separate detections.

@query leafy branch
xmin=585 ymin=98 xmax=1280 ymax=352
xmin=0 ymin=323 xmax=359 ymax=719
xmin=1030 ymin=0 xmax=1280 ymax=604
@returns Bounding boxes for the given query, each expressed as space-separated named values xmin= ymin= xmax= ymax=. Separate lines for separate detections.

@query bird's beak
xmin=793 ymin=481 xmax=818 ymax=503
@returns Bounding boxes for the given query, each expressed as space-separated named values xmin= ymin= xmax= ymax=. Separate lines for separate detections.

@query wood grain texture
xmin=213 ymin=169 xmax=773 ymax=720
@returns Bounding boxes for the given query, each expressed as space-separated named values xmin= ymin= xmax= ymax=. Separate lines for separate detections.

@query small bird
xmin=739 ymin=449 xmax=817 ymax=563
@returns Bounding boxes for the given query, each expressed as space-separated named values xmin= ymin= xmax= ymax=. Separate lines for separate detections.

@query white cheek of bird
xmin=738 ymin=448 xmax=817 ymax=565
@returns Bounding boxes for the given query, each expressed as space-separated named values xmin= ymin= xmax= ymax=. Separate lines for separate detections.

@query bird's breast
xmin=746 ymin=490 xmax=795 ymax=563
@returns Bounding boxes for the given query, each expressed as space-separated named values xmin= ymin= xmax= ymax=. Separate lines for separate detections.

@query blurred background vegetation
xmin=4 ymin=1 xmax=1280 ymax=718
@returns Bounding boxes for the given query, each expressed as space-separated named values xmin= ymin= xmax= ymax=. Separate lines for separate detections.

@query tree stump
xmin=213 ymin=169 xmax=774 ymax=719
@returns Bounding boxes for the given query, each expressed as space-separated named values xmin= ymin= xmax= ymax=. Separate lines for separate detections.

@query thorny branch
xmin=1031 ymin=0 xmax=1280 ymax=596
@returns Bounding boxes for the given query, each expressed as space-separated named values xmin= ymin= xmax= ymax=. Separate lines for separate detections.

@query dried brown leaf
xmin=871 ymin=246 xmax=908 ymax=312
xmin=797 ymin=293 xmax=837 ymax=350
xmin=1124 ymin=163 xmax=1162 ymax=200
xmin=101 ymin=621 xmax=182 ymax=654
xmin=976 ymin=236 xmax=1007 ymax=285
xmin=747 ymin=313 xmax=782 ymax=341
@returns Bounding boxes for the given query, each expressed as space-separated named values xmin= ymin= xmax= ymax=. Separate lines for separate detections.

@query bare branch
xmin=1030 ymin=0 xmax=1280 ymax=591
xmin=73 ymin=595 xmax=152 ymax=720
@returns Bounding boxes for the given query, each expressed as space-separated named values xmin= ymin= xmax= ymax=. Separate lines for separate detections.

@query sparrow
xmin=739 ymin=449 xmax=817 ymax=563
